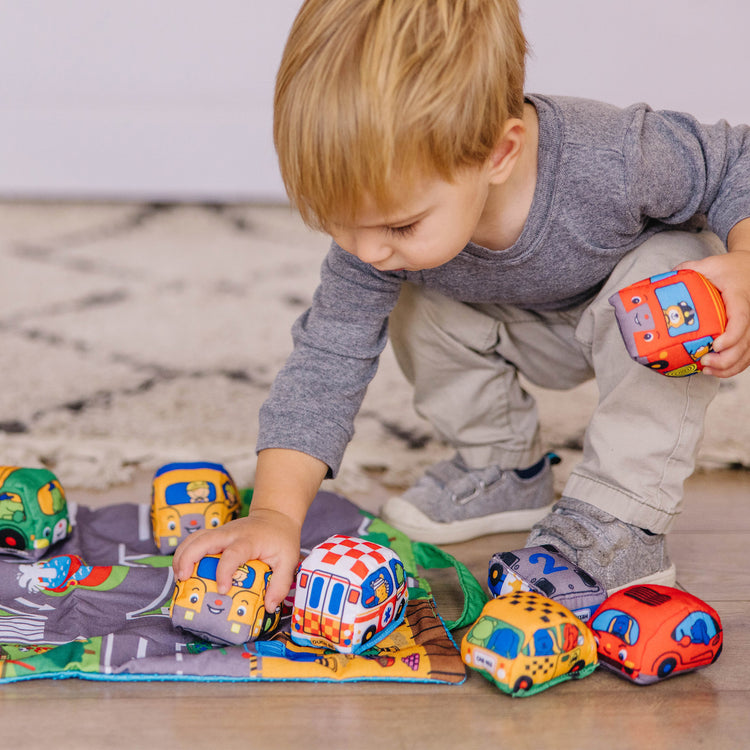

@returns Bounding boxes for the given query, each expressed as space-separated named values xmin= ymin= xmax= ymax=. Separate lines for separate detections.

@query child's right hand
xmin=173 ymin=448 xmax=328 ymax=612
xmin=172 ymin=507 xmax=303 ymax=613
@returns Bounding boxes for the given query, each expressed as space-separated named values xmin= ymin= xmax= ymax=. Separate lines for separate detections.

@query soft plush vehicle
xmin=291 ymin=534 xmax=408 ymax=654
xmin=0 ymin=466 xmax=71 ymax=559
xmin=488 ymin=545 xmax=607 ymax=623
xmin=461 ymin=590 xmax=598 ymax=697
xmin=609 ymin=269 xmax=726 ymax=377
xmin=150 ymin=461 xmax=240 ymax=554
xmin=171 ymin=554 xmax=280 ymax=645
xmin=589 ymin=584 xmax=722 ymax=685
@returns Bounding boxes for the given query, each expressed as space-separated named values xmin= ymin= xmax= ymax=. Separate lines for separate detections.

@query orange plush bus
xmin=609 ymin=269 xmax=726 ymax=377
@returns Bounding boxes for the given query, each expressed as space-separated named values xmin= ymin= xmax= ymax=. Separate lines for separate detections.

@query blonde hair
xmin=274 ymin=0 xmax=527 ymax=231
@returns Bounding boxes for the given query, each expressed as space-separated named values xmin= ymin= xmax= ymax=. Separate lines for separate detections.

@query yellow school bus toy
xmin=171 ymin=554 xmax=280 ymax=645
xmin=150 ymin=461 xmax=239 ymax=554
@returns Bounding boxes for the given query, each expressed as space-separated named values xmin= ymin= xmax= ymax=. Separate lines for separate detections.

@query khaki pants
xmin=389 ymin=230 xmax=725 ymax=533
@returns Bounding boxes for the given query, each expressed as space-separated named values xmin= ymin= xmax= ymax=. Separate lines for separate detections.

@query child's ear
xmin=487 ymin=118 xmax=525 ymax=185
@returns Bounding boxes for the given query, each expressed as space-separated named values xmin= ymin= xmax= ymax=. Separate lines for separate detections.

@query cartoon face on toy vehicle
xmin=609 ymin=269 xmax=727 ymax=377
xmin=150 ymin=462 xmax=240 ymax=554
xmin=0 ymin=467 xmax=71 ymax=558
xmin=488 ymin=545 xmax=606 ymax=623
xmin=589 ymin=585 xmax=722 ymax=684
xmin=461 ymin=591 xmax=598 ymax=696
xmin=291 ymin=534 xmax=408 ymax=654
xmin=170 ymin=555 xmax=280 ymax=645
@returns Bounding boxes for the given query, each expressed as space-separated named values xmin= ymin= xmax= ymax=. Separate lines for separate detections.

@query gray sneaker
xmin=525 ymin=497 xmax=676 ymax=594
xmin=380 ymin=454 xmax=556 ymax=544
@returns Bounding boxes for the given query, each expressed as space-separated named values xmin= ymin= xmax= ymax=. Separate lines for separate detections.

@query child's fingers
xmin=701 ymin=318 xmax=750 ymax=376
xmin=213 ymin=541 xmax=295 ymax=609
xmin=708 ymin=295 xmax=750 ymax=374
xmin=214 ymin=544 xmax=257 ymax=595
xmin=702 ymin=343 xmax=750 ymax=377
xmin=172 ymin=511 xmax=300 ymax=612
xmin=263 ymin=562 xmax=295 ymax=613
xmin=172 ymin=528 xmax=229 ymax=581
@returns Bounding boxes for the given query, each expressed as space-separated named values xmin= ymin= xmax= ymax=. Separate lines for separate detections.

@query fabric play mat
xmin=0 ymin=489 xmax=486 ymax=684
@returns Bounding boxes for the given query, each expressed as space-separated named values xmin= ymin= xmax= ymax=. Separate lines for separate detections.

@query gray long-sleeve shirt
xmin=257 ymin=94 xmax=750 ymax=475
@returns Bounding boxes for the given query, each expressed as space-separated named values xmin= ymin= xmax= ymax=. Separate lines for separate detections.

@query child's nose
xmin=355 ymin=236 xmax=392 ymax=265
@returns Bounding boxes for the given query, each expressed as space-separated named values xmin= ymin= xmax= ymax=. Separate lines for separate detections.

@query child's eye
xmin=385 ymin=223 xmax=416 ymax=238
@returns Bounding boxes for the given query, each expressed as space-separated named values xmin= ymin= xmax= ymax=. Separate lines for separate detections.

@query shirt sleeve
xmin=623 ymin=104 xmax=750 ymax=243
xmin=256 ymin=242 xmax=402 ymax=477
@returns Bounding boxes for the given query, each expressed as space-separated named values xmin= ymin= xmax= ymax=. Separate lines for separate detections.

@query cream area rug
xmin=1 ymin=202 xmax=748 ymax=497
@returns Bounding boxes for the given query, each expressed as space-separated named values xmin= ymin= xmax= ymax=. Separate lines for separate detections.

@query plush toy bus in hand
xmin=609 ymin=269 xmax=726 ymax=377
xmin=171 ymin=555 xmax=281 ymax=645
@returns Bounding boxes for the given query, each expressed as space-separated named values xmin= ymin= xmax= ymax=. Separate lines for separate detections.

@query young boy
xmin=174 ymin=0 xmax=750 ymax=612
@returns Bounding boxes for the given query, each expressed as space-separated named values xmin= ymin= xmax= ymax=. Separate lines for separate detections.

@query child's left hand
xmin=677 ymin=227 xmax=750 ymax=377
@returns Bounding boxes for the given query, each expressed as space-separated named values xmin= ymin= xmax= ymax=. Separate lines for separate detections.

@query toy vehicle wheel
xmin=657 ymin=657 xmax=677 ymax=678
xmin=648 ymin=360 xmax=669 ymax=371
xmin=711 ymin=644 xmax=723 ymax=664
xmin=534 ymin=578 xmax=555 ymax=597
xmin=361 ymin=625 xmax=378 ymax=645
xmin=513 ymin=676 xmax=533 ymax=693
xmin=569 ymin=659 xmax=586 ymax=676
xmin=261 ymin=610 xmax=277 ymax=634
xmin=488 ymin=563 xmax=503 ymax=589
xmin=0 ymin=528 xmax=27 ymax=550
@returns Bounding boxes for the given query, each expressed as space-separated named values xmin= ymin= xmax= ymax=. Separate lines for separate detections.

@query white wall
xmin=0 ymin=1 xmax=302 ymax=201
xmin=1 ymin=1 xmax=748 ymax=202
xmin=523 ymin=0 xmax=750 ymax=125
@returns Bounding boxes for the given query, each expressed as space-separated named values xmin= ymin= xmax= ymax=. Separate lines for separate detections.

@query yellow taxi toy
xmin=461 ymin=590 xmax=597 ymax=696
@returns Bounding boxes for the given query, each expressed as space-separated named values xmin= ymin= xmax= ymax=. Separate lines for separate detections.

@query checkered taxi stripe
xmin=506 ymin=590 xmax=572 ymax=623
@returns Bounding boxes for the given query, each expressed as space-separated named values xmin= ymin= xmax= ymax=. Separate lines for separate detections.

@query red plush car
xmin=589 ymin=585 xmax=722 ymax=684
xmin=609 ymin=269 xmax=726 ymax=377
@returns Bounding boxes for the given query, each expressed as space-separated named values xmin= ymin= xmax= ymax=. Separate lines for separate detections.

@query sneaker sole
xmin=606 ymin=563 xmax=677 ymax=596
xmin=380 ymin=496 xmax=555 ymax=544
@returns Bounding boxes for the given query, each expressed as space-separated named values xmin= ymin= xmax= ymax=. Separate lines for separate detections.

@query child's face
xmin=329 ymin=165 xmax=493 ymax=273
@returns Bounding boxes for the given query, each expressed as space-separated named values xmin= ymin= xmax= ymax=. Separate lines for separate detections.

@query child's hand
xmin=172 ymin=508 xmax=302 ymax=613
xmin=677 ymin=247 xmax=750 ymax=378
xmin=174 ymin=448 xmax=327 ymax=612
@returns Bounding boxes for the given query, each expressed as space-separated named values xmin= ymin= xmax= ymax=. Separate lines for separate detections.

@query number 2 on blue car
xmin=488 ymin=545 xmax=607 ymax=623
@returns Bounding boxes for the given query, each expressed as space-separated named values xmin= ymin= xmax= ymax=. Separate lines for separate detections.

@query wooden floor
xmin=1 ymin=468 xmax=748 ymax=750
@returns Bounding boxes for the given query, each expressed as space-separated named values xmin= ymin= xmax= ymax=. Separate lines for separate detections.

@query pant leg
xmin=388 ymin=283 xmax=594 ymax=470
xmin=389 ymin=283 xmax=540 ymax=469
xmin=567 ymin=230 xmax=725 ymax=533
